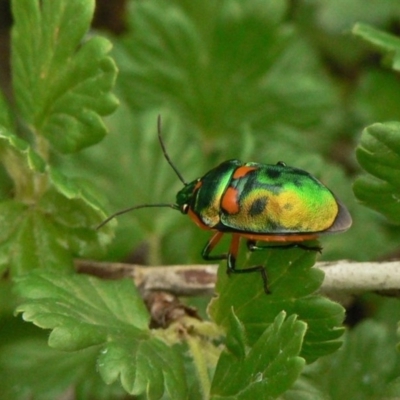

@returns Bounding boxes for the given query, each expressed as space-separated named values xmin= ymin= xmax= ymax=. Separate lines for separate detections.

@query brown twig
xmin=75 ymin=259 xmax=400 ymax=299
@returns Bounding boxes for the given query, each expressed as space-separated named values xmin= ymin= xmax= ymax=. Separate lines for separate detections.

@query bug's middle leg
xmin=226 ymin=234 xmax=269 ymax=294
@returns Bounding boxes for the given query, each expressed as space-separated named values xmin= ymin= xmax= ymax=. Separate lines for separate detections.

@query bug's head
xmin=176 ymin=179 xmax=200 ymax=214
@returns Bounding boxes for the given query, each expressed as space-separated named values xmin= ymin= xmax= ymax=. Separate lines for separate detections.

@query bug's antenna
xmin=97 ymin=203 xmax=179 ymax=230
xmin=157 ymin=115 xmax=187 ymax=185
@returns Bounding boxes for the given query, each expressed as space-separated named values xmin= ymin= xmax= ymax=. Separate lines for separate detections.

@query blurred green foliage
xmin=64 ymin=0 xmax=400 ymax=263
xmin=2 ymin=0 xmax=400 ymax=399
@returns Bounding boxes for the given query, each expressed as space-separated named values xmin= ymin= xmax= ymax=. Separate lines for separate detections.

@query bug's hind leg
xmin=247 ymin=240 xmax=322 ymax=253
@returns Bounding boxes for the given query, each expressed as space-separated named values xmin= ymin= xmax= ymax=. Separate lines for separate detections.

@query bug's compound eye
xmin=182 ymin=204 xmax=190 ymax=214
xmin=276 ymin=161 xmax=286 ymax=167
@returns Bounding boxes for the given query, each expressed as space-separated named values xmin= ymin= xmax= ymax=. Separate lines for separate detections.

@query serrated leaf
xmin=282 ymin=375 xmax=329 ymax=400
xmin=352 ymin=23 xmax=400 ymax=71
xmin=354 ymin=122 xmax=400 ymax=224
xmin=210 ymin=311 xmax=306 ymax=400
xmin=15 ymin=271 xmax=188 ymax=399
xmin=224 ymin=307 xmax=247 ymax=359
xmin=116 ymin=0 xmax=337 ymax=137
xmin=0 ymin=184 xmax=112 ymax=277
xmin=208 ymin=246 xmax=345 ymax=362
xmin=0 ymin=124 xmax=113 ymax=275
xmin=305 ymin=320 xmax=400 ymax=400
xmin=0 ymin=130 xmax=47 ymax=272
xmin=98 ymin=338 xmax=187 ymax=399
xmin=0 ymin=127 xmax=46 ymax=198
xmin=11 ymin=0 xmax=118 ymax=153
xmin=0 ymin=200 xmax=75 ymax=276
xmin=0 ymin=337 xmax=126 ymax=400
xmin=15 ymin=272 xmax=149 ymax=342
xmin=0 ymin=2 xmax=117 ymax=276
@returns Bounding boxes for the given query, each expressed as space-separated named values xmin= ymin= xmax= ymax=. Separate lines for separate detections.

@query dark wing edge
xmin=325 ymin=198 xmax=352 ymax=234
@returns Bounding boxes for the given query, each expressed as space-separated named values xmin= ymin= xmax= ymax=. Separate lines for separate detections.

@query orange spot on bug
xmin=221 ymin=187 xmax=240 ymax=214
xmin=232 ymin=165 xmax=257 ymax=179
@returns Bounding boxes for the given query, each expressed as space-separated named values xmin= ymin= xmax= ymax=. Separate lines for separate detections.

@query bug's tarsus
xmin=299 ymin=243 xmax=323 ymax=253
xmin=157 ymin=115 xmax=187 ymax=186
xmin=226 ymin=253 xmax=270 ymax=294
xmin=246 ymin=240 xmax=322 ymax=253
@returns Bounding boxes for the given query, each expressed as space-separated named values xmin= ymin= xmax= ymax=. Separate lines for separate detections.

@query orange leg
xmin=201 ymin=231 xmax=227 ymax=261
xmin=227 ymin=234 xmax=269 ymax=294
xmin=202 ymin=232 xmax=269 ymax=294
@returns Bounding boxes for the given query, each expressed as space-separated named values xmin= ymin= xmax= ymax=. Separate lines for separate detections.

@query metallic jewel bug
xmin=98 ymin=117 xmax=352 ymax=293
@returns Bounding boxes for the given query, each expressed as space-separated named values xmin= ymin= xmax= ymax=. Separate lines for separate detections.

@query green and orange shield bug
xmin=98 ymin=117 xmax=352 ymax=293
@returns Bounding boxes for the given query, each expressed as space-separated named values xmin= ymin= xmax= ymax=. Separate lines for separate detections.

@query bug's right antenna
xmin=157 ymin=115 xmax=187 ymax=186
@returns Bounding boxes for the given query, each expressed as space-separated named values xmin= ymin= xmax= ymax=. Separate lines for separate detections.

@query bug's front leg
xmin=201 ymin=231 xmax=228 ymax=261
xmin=247 ymin=240 xmax=322 ymax=253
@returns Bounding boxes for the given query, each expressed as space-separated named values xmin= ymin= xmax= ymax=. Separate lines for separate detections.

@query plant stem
xmin=187 ymin=335 xmax=211 ymax=400
xmin=147 ymin=233 xmax=163 ymax=266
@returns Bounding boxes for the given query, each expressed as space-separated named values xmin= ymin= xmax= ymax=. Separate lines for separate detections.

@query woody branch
xmin=75 ymin=259 xmax=400 ymax=299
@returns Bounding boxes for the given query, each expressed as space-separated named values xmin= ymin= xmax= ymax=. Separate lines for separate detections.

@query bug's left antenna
xmin=97 ymin=203 xmax=179 ymax=230
xmin=157 ymin=115 xmax=187 ymax=185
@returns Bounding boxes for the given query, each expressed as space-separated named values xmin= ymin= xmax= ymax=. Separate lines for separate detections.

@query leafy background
xmin=1 ymin=0 xmax=400 ymax=399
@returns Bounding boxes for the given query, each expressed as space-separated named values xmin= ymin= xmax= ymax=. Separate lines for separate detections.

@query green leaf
xmin=11 ymin=0 xmax=118 ymax=153
xmin=305 ymin=320 xmax=400 ymax=400
xmin=47 ymin=166 xmax=115 ymax=255
xmin=116 ymin=0 xmax=337 ymax=137
xmin=15 ymin=272 xmax=149 ymax=348
xmin=354 ymin=122 xmax=400 ymax=224
xmin=0 ymin=125 xmax=113 ymax=276
xmin=208 ymin=246 xmax=345 ymax=362
xmin=15 ymin=271 xmax=188 ymax=399
xmin=0 ymin=128 xmax=68 ymax=275
xmin=353 ymin=69 xmax=400 ymax=124
xmin=0 ymin=186 xmax=112 ymax=276
xmin=0 ymin=127 xmax=46 ymax=200
xmin=0 ymin=337 xmax=126 ymax=400
xmin=0 ymin=2 xmax=117 ymax=276
xmin=352 ymin=23 xmax=400 ymax=71
xmin=210 ymin=311 xmax=306 ymax=400
xmin=314 ymin=0 xmax=400 ymax=33
xmin=0 ymin=90 xmax=14 ymax=130
xmin=98 ymin=338 xmax=187 ymax=399
xmin=0 ymin=199 xmax=75 ymax=276
xmin=282 ymin=375 xmax=328 ymax=400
